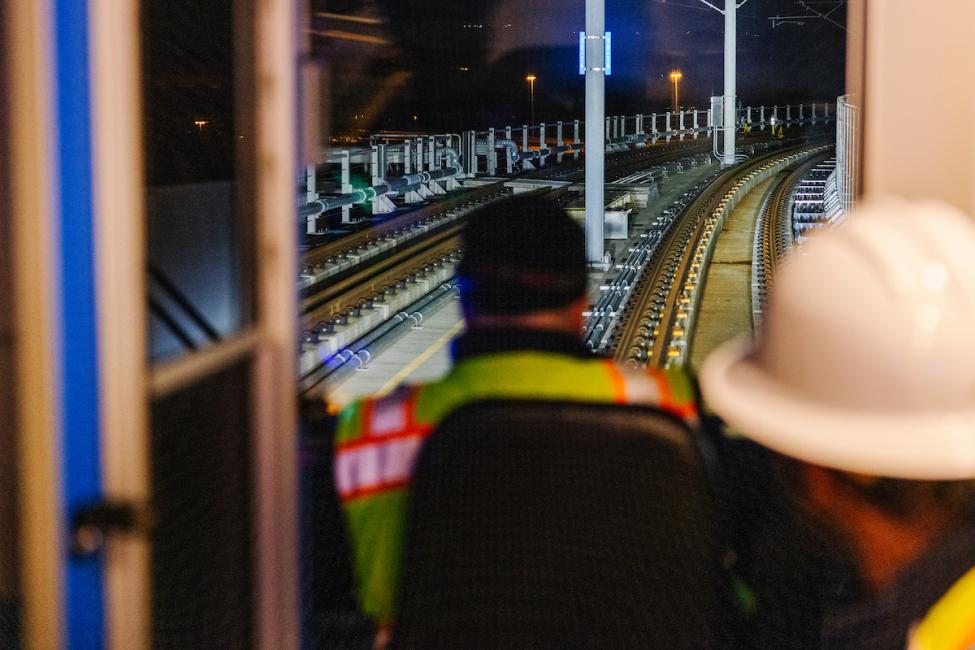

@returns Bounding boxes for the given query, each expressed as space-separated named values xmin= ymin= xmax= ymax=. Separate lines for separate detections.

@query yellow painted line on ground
xmin=375 ymin=321 xmax=465 ymax=397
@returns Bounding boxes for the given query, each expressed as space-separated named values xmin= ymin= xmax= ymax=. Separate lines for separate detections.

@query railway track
xmin=299 ymin=129 xmax=828 ymax=388
xmin=752 ymin=152 xmax=833 ymax=322
xmin=610 ymin=141 xmax=834 ymax=369
xmin=299 ymin=138 xmax=714 ymax=296
xmin=300 ymin=139 xmax=719 ymax=324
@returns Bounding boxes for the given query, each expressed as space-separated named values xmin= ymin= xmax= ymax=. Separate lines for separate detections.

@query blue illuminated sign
xmin=579 ymin=32 xmax=586 ymax=75
xmin=578 ymin=31 xmax=612 ymax=76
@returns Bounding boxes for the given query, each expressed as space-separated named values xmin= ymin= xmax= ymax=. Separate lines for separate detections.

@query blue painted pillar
xmin=54 ymin=0 xmax=106 ymax=646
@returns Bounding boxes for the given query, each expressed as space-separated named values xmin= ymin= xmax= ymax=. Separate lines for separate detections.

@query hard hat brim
xmin=700 ymin=338 xmax=975 ymax=480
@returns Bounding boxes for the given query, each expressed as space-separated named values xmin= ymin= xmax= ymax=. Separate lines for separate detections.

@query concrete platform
xmin=326 ymin=299 xmax=464 ymax=407
xmin=688 ymin=177 xmax=773 ymax=371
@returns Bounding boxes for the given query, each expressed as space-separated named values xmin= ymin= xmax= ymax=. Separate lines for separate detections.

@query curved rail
xmin=752 ymin=151 xmax=834 ymax=330
xmin=611 ymin=142 xmax=834 ymax=368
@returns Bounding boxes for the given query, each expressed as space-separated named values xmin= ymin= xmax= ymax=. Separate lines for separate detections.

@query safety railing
xmin=309 ymin=101 xmax=834 ymax=227
xmin=835 ymin=94 xmax=860 ymax=214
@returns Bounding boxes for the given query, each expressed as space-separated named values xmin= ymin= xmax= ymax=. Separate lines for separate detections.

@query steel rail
xmin=301 ymin=233 xmax=462 ymax=330
xmin=753 ymin=150 xmax=834 ymax=326
xmin=300 ymin=139 xmax=716 ymax=311
xmin=611 ymin=140 xmax=831 ymax=367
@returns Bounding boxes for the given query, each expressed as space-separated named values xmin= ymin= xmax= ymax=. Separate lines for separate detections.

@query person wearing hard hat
xmin=333 ymin=194 xmax=698 ymax=637
xmin=700 ymin=199 xmax=975 ymax=649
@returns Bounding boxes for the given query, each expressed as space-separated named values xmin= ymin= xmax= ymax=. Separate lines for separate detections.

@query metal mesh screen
xmin=0 ymin=37 xmax=22 ymax=646
xmin=300 ymin=401 xmax=373 ymax=648
xmin=150 ymin=360 xmax=254 ymax=648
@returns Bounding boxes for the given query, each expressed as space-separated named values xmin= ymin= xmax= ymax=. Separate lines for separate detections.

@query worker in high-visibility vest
xmin=701 ymin=199 xmax=975 ymax=649
xmin=334 ymin=194 xmax=698 ymax=630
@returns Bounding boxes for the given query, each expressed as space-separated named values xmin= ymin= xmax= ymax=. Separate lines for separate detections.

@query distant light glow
xmin=923 ymin=261 xmax=949 ymax=291
xmin=194 ymin=119 xmax=209 ymax=130
xmin=917 ymin=303 xmax=942 ymax=332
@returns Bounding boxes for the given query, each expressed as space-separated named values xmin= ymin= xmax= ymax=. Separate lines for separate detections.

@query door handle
xmin=70 ymin=500 xmax=152 ymax=557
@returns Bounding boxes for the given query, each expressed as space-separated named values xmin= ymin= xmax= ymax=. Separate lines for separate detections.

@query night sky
xmin=320 ymin=0 xmax=847 ymax=135
xmin=142 ymin=0 xmax=847 ymax=184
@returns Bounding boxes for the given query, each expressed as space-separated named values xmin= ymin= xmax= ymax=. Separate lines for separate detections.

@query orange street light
xmin=526 ymin=74 xmax=537 ymax=125
xmin=669 ymin=70 xmax=683 ymax=111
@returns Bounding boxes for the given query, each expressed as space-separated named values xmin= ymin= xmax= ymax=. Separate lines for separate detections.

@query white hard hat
xmin=700 ymin=197 xmax=975 ymax=480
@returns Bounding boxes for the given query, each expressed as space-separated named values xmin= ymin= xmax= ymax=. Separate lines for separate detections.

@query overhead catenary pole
xmin=722 ymin=0 xmax=736 ymax=166
xmin=585 ymin=0 xmax=606 ymax=265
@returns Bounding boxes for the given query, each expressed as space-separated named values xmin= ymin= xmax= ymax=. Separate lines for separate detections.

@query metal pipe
xmin=318 ymin=165 xmax=462 ymax=211
xmin=315 ymin=280 xmax=460 ymax=381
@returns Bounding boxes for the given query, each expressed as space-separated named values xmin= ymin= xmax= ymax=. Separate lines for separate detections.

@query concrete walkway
xmin=689 ymin=177 xmax=773 ymax=372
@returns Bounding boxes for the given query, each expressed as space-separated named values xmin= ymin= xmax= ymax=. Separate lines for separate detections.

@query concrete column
xmin=573 ymin=120 xmax=580 ymax=159
xmin=306 ymin=165 xmax=317 ymax=204
xmin=722 ymin=0 xmax=736 ymax=166
xmin=467 ymin=131 xmax=477 ymax=176
xmin=369 ymin=148 xmax=380 ymax=186
xmin=522 ymin=124 xmax=529 ymax=153
xmin=540 ymin=123 xmax=546 ymax=166
xmin=665 ymin=111 xmax=672 ymax=134
xmin=786 ymin=104 xmax=792 ymax=123
xmin=760 ymin=105 xmax=765 ymax=128
xmin=557 ymin=121 xmax=564 ymax=163
xmin=585 ymin=0 xmax=606 ymax=265
xmin=651 ymin=113 xmax=658 ymax=136
xmin=341 ymin=150 xmax=353 ymax=223
xmin=506 ymin=126 xmax=514 ymax=173
xmin=487 ymin=128 xmax=497 ymax=175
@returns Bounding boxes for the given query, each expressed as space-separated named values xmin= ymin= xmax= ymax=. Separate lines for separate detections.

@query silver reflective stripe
xmin=619 ymin=368 xmax=663 ymax=406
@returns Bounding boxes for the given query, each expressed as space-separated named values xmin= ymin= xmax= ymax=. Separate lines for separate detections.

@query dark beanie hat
xmin=458 ymin=194 xmax=588 ymax=314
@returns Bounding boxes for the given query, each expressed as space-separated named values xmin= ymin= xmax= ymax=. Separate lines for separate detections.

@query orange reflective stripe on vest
xmin=650 ymin=368 xmax=697 ymax=420
xmin=334 ymin=386 xmax=433 ymax=501
xmin=602 ymin=360 xmax=628 ymax=404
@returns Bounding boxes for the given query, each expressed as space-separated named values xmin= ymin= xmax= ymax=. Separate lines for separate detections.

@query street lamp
xmin=669 ymin=70 xmax=683 ymax=112
xmin=526 ymin=74 xmax=537 ymax=125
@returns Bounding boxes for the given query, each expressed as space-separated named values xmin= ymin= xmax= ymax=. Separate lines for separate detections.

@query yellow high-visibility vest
xmin=334 ymin=351 xmax=697 ymax=624
xmin=910 ymin=565 xmax=975 ymax=650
